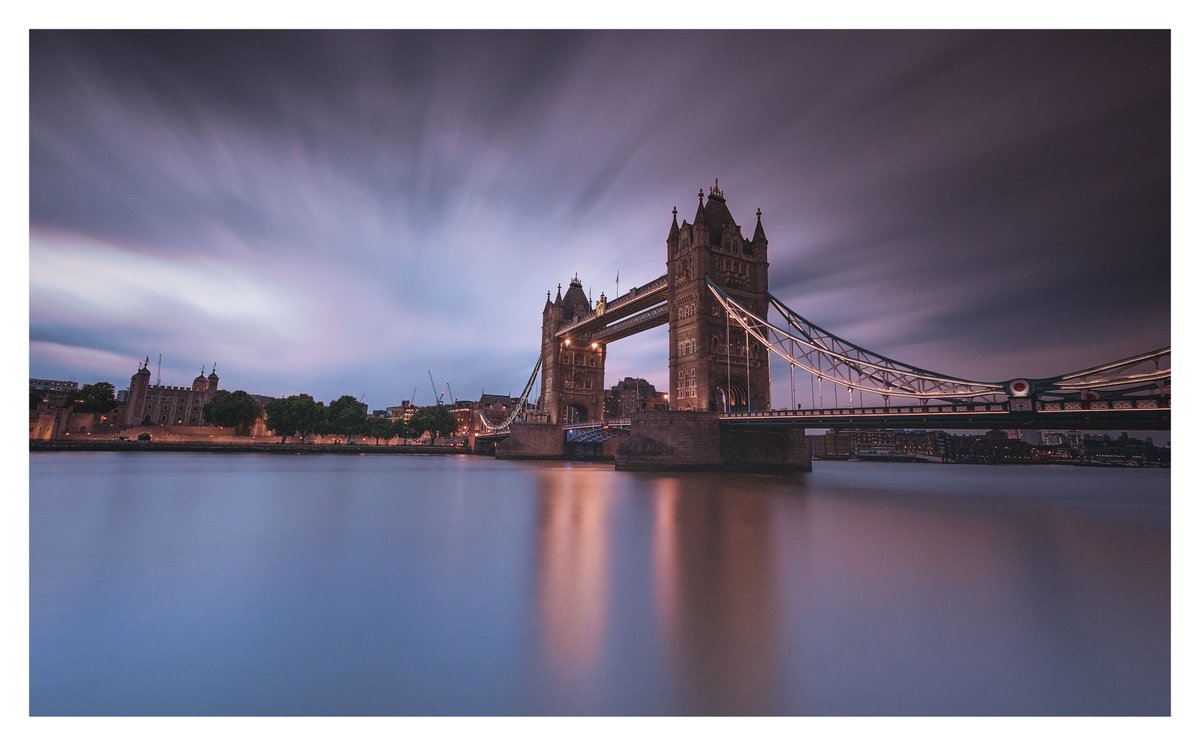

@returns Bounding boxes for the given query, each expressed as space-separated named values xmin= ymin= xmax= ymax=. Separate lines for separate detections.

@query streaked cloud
xmin=29 ymin=31 xmax=1169 ymax=408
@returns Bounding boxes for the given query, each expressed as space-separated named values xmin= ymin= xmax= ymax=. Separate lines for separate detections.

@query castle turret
xmin=124 ymin=357 xmax=152 ymax=426
xmin=193 ymin=367 xmax=209 ymax=392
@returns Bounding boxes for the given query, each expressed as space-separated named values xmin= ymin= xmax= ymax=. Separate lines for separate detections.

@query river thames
xmin=29 ymin=452 xmax=1169 ymax=716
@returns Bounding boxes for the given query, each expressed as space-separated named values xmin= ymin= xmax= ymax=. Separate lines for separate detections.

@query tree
xmin=30 ymin=391 xmax=43 ymax=410
xmin=203 ymin=390 xmax=263 ymax=435
xmin=411 ymin=405 xmax=458 ymax=442
xmin=73 ymin=382 xmax=116 ymax=413
xmin=326 ymin=395 xmax=368 ymax=444
xmin=265 ymin=394 xmax=326 ymax=444
xmin=392 ymin=417 xmax=416 ymax=444
xmin=366 ymin=417 xmax=395 ymax=445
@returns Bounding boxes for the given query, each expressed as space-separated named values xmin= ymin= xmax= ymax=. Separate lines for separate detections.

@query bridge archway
xmin=564 ymin=403 xmax=590 ymax=424
xmin=714 ymin=382 xmax=749 ymax=413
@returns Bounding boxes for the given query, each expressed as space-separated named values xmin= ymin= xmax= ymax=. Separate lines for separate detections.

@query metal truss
xmin=479 ymin=356 xmax=543 ymax=431
xmin=705 ymin=277 xmax=1170 ymax=403
xmin=1046 ymin=348 xmax=1171 ymax=396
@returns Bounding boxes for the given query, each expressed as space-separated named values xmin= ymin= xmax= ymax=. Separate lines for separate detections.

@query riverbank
xmin=29 ymin=440 xmax=470 ymax=455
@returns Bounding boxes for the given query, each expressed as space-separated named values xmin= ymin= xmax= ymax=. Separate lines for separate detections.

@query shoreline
xmin=29 ymin=441 xmax=471 ymax=456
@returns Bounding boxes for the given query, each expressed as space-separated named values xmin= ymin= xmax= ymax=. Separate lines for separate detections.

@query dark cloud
xmin=29 ymin=30 xmax=1169 ymax=408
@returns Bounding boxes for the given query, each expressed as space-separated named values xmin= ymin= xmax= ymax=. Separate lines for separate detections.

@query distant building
xmin=30 ymin=378 xmax=78 ymax=393
xmin=123 ymin=357 xmax=221 ymax=427
xmin=809 ymin=430 xmax=853 ymax=459
xmin=809 ymin=428 xmax=946 ymax=460
xmin=29 ymin=378 xmax=79 ymax=411
xmin=478 ymin=393 xmax=523 ymax=427
xmin=603 ymin=377 xmax=669 ymax=419
xmin=1018 ymin=429 xmax=1043 ymax=445
xmin=943 ymin=430 xmax=1034 ymax=464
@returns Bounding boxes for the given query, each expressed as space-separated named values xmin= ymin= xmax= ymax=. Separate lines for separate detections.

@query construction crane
xmin=428 ymin=371 xmax=443 ymax=405
xmin=446 ymin=382 xmax=456 ymax=406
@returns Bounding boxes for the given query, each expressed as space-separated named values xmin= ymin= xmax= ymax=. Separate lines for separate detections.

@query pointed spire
xmin=752 ymin=207 xmax=767 ymax=244
xmin=693 ymin=189 xmax=706 ymax=224
xmin=555 ymin=283 xmax=562 ymax=303
xmin=668 ymin=205 xmax=680 ymax=242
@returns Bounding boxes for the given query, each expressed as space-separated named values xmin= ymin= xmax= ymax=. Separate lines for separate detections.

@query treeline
xmin=256 ymin=393 xmax=458 ymax=445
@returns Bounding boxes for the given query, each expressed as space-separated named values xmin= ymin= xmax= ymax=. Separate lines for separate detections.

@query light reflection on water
xmin=29 ymin=453 xmax=1169 ymax=715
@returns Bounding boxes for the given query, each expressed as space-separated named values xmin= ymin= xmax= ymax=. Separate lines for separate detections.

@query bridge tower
xmin=539 ymin=275 xmax=607 ymax=424
xmin=667 ymin=181 xmax=771 ymax=412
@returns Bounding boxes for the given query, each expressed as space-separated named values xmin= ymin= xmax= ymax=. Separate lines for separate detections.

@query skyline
xmin=29 ymin=30 xmax=1170 ymax=410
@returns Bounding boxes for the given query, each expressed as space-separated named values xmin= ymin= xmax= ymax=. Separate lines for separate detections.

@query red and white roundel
xmin=1008 ymin=379 xmax=1030 ymax=397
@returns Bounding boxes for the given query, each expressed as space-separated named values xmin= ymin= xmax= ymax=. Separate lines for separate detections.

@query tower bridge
xmin=484 ymin=182 xmax=1170 ymax=472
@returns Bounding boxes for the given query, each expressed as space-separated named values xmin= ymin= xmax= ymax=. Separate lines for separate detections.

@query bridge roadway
xmin=718 ymin=396 xmax=1170 ymax=431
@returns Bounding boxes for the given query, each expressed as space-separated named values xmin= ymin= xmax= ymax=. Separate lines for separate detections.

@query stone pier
xmin=614 ymin=411 xmax=811 ymax=473
xmin=494 ymin=422 xmax=565 ymax=460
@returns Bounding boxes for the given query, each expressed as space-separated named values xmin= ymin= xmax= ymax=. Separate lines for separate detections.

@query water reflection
xmin=31 ymin=455 xmax=1170 ymax=715
xmin=650 ymin=476 xmax=782 ymax=715
xmin=533 ymin=468 xmax=612 ymax=680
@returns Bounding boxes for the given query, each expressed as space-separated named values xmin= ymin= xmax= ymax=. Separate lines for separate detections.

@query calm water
xmin=29 ymin=453 xmax=1170 ymax=716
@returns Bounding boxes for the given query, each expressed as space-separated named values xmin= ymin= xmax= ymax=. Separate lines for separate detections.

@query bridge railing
xmin=719 ymin=397 xmax=1169 ymax=420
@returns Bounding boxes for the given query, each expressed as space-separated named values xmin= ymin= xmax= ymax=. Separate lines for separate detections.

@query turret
xmin=667 ymin=206 xmax=680 ymax=255
xmin=125 ymin=357 xmax=152 ymax=427
xmin=562 ymin=275 xmax=590 ymax=322
xmin=750 ymin=207 xmax=768 ymax=258
xmin=692 ymin=189 xmax=709 ymax=246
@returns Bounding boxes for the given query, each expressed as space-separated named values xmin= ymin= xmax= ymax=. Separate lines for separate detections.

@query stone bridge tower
xmin=666 ymin=181 xmax=770 ymax=412
xmin=539 ymin=275 xmax=607 ymax=424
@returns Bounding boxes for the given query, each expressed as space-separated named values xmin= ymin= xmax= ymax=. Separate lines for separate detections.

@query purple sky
xmin=29 ymin=30 xmax=1169 ymax=410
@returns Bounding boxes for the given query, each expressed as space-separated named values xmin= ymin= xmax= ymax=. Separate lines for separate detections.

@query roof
xmin=562 ymin=276 xmax=590 ymax=317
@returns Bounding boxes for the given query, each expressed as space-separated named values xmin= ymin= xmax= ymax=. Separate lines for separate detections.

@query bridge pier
xmin=494 ymin=422 xmax=565 ymax=460
xmin=615 ymin=411 xmax=811 ymax=474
